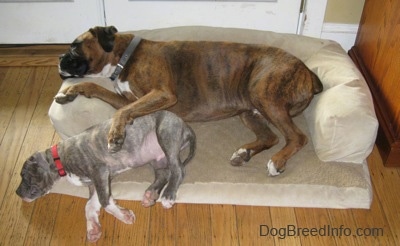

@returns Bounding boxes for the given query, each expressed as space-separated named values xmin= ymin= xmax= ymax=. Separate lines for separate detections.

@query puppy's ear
xmin=90 ymin=26 xmax=118 ymax=52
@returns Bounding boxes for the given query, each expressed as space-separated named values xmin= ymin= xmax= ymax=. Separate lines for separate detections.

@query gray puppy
xmin=16 ymin=110 xmax=195 ymax=242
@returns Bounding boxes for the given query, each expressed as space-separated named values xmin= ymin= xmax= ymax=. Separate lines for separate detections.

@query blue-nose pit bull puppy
xmin=16 ymin=110 xmax=195 ymax=242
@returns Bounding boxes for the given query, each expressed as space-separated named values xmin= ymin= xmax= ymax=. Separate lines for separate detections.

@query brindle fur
xmin=57 ymin=26 xmax=323 ymax=175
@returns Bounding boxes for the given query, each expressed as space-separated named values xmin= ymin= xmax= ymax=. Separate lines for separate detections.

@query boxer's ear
xmin=91 ymin=26 xmax=118 ymax=52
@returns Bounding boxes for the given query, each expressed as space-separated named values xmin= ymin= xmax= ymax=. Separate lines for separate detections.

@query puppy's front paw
xmin=120 ymin=209 xmax=136 ymax=224
xmin=54 ymin=92 xmax=78 ymax=104
xmin=87 ymin=220 xmax=102 ymax=243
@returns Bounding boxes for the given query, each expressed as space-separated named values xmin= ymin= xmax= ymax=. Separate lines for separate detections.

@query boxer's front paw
xmin=142 ymin=190 xmax=159 ymax=208
xmin=54 ymin=92 xmax=78 ymax=104
xmin=107 ymin=138 xmax=124 ymax=153
xmin=87 ymin=219 xmax=102 ymax=243
xmin=267 ymin=160 xmax=285 ymax=176
xmin=230 ymin=148 xmax=251 ymax=166
xmin=107 ymin=125 xmax=126 ymax=153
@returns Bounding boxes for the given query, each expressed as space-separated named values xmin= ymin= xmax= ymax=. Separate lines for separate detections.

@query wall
xmin=321 ymin=0 xmax=365 ymax=51
xmin=325 ymin=0 xmax=365 ymax=24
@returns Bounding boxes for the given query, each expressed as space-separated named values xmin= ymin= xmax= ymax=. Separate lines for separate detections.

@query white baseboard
xmin=321 ymin=23 xmax=359 ymax=51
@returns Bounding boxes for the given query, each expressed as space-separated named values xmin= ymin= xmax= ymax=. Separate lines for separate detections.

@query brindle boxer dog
xmin=16 ymin=111 xmax=195 ymax=242
xmin=56 ymin=26 xmax=323 ymax=176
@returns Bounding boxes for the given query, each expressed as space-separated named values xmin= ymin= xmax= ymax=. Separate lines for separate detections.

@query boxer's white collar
xmin=51 ymin=145 xmax=66 ymax=177
xmin=110 ymin=36 xmax=142 ymax=81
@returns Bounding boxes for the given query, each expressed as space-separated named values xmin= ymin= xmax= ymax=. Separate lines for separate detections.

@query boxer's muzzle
xmin=59 ymin=53 xmax=89 ymax=79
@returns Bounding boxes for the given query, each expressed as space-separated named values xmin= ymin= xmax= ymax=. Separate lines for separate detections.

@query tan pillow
xmin=304 ymin=44 xmax=378 ymax=163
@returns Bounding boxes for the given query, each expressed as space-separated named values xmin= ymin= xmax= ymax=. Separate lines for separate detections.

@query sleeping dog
xmin=16 ymin=110 xmax=195 ymax=242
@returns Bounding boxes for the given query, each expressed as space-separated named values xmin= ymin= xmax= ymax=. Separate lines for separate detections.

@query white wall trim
xmin=322 ymin=23 xmax=359 ymax=34
xmin=321 ymin=22 xmax=359 ymax=51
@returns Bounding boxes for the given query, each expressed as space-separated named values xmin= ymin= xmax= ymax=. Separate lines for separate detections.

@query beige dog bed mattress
xmin=48 ymin=26 xmax=378 ymax=209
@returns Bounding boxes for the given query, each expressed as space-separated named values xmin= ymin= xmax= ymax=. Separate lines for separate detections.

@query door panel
xmin=0 ymin=0 xmax=104 ymax=43
xmin=104 ymin=0 xmax=301 ymax=34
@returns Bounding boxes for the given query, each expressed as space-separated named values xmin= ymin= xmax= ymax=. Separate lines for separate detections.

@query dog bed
xmin=48 ymin=26 xmax=378 ymax=209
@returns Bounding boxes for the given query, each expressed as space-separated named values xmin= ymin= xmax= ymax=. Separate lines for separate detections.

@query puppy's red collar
xmin=51 ymin=145 xmax=66 ymax=177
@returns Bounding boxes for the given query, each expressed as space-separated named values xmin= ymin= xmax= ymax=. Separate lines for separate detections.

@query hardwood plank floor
xmin=1 ymin=48 xmax=399 ymax=245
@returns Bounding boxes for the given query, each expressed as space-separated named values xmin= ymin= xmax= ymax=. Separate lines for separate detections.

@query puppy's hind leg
xmin=142 ymin=161 xmax=170 ymax=208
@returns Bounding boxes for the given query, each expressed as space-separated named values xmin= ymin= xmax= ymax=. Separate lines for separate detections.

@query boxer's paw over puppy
xmin=142 ymin=190 xmax=159 ymax=207
xmin=230 ymin=148 xmax=251 ymax=166
xmin=107 ymin=126 xmax=126 ymax=153
xmin=107 ymin=138 xmax=124 ymax=153
xmin=54 ymin=92 xmax=78 ymax=104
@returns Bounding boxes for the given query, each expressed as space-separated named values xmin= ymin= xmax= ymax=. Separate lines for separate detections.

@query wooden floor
xmin=1 ymin=46 xmax=400 ymax=245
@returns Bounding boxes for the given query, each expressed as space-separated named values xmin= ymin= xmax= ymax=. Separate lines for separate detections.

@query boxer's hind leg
xmin=257 ymin=104 xmax=308 ymax=176
xmin=142 ymin=162 xmax=170 ymax=208
xmin=230 ymin=110 xmax=279 ymax=166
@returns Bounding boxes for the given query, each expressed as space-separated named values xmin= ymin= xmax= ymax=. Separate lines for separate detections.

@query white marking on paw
xmin=230 ymin=148 xmax=247 ymax=161
xmin=54 ymin=92 xmax=66 ymax=99
xmin=267 ymin=160 xmax=281 ymax=176
xmin=161 ymin=198 xmax=175 ymax=209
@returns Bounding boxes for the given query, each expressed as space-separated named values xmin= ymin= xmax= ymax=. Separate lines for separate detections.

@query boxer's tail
xmin=311 ymin=72 xmax=323 ymax=94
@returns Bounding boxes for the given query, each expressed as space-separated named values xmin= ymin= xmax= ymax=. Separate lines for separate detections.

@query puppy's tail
xmin=311 ymin=72 xmax=323 ymax=94
xmin=181 ymin=126 xmax=196 ymax=167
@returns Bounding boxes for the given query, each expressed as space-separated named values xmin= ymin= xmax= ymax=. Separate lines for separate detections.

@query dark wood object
xmin=349 ymin=0 xmax=400 ymax=166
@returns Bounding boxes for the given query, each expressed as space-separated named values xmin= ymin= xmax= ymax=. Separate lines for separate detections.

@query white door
xmin=0 ymin=0 xmax=105 ymax=43
xmin=104 ymin=0 xmax=302 ymax=34
xmin=0 ymin=0 xmax=326 ymax=44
